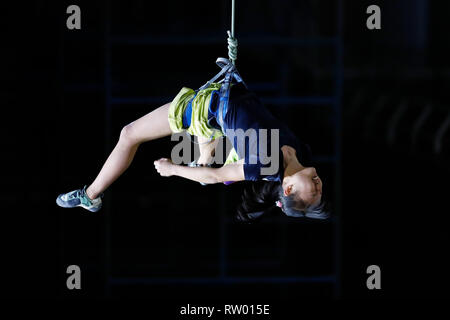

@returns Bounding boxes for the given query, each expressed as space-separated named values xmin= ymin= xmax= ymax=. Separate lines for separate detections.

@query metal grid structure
xmin=101 ymin=0 xmax=343 ymax=298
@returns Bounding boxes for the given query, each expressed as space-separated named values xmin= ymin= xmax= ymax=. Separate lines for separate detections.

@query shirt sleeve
xmin=243 ymin=163 xmax=261 ymax=181
xmin=243 ymin=149 xmax=284 ymax=182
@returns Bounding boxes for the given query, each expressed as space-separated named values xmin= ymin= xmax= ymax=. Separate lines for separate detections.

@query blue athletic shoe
xmin=56 ymin=185 xmax=103 ymax=212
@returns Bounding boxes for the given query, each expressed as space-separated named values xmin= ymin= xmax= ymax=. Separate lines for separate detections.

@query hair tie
xmin=275 ymin=200 xmax=282 ymax=208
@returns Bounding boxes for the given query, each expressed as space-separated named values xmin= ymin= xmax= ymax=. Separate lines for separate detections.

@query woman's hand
xmin=154 ymin=158 xmax=175 ymax=177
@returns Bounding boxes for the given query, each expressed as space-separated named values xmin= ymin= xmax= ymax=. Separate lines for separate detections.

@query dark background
xmin=2 ymin=0 xmax=449 ymax=304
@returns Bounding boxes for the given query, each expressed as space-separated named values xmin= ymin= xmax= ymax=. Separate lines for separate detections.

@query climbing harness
xmin=187 ymin=0 xmax=247 ymax=145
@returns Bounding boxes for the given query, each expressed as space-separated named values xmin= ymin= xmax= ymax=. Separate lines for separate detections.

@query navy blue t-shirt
xmin=209 ymin=83 xmax=312 ymax=182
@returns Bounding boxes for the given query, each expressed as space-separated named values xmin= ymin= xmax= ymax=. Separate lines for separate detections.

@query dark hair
xmin=236 ymin=180 xmax=330 ymax=223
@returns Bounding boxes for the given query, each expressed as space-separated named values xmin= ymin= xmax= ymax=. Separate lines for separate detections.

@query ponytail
xmin=236 ymin=181 xmax=280 ymax=223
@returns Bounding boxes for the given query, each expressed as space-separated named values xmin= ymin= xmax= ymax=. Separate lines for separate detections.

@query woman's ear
xmin=284 ymin=185 xmax=292 ymax=197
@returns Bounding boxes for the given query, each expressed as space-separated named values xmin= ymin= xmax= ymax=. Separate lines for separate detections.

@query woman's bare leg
xmin=196 ymin=136 xmax=219 ymax=165
xmin=86 ymin=102 xmax=172 ymax=199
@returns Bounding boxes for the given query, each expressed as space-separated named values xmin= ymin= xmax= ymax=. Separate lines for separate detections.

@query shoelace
xmin=68 ymin=188 xmax=91 ymax=203
xmin=68 ymin=189 xmax=82 ymax=200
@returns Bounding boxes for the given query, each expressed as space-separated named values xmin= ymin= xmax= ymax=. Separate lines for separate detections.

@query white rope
xmin=227 ymin=0 xmax=237 ymax=65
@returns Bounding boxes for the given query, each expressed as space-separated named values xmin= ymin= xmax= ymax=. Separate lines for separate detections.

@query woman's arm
xmin=154 ymin=158 xmax=245 ymax=184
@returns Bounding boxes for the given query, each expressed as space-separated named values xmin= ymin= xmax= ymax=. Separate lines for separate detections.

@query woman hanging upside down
xmin=56 ymin=80 xmax=329 ymax=221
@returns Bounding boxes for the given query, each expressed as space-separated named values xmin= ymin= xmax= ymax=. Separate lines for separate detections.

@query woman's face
xmin=282 ymin=167 xmax=323 ymax=208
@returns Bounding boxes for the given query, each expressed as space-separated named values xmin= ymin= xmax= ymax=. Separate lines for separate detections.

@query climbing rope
xmin=188 ymin=0 xmax=241 ymax=146
xmin=227 ymin=0 xmax=237 ymax=65
xmin=227 ymin=31 xmax=237 ymax=65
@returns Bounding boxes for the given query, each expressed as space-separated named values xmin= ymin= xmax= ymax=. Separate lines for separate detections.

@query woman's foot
xmin=56 ymin=186 xmax=103 ymax=212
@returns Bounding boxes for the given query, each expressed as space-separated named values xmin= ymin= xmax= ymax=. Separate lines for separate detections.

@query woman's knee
xmin=120 ymin=123 xmax=140 ymax=145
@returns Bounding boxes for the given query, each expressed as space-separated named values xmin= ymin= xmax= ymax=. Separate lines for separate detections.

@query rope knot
xmin=227 ymin=30 xmax=238 ymax=64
